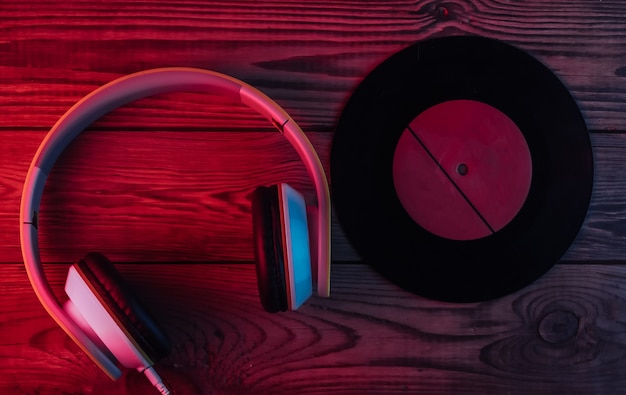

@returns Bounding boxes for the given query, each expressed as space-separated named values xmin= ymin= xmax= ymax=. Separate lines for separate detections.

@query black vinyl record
xmin=330 ymin=35 xmax=594 ymax=302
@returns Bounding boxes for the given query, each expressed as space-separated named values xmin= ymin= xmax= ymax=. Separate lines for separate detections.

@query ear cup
xmin=75 ymin=253 xmax=171 ymax=361
xmin=252 ymin=186 xmax=288 ymax=313
xmin=276 ymin=183 xmax=313 ymax=309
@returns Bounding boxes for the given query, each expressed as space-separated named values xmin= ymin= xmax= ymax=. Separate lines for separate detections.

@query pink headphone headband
xmin=20 ymin=67 xmax=331 ymax=380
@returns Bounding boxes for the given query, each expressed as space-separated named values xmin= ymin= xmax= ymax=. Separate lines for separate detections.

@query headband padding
xmin=75 ymin=253 xmax=171 ymax=361
xmin=251 ymin=186 xmax=288 ymax=313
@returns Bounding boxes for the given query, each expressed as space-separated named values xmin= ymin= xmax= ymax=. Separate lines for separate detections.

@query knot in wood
xmin=415 ymin=1 xmax=459 ymax=20
xmin=435 ymin=5 xmax=450 ymax=20
xmin=537 ymin=310 xmax=579 ymax=344
xmin=418 ymin=1 xmax=468 ymax=21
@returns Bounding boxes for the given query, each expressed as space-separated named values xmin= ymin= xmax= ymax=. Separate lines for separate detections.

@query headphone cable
xmin=143 ymin=365 xmax=172 ymax=395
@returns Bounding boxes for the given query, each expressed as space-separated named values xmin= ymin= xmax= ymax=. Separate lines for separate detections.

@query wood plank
xmin=0 ymin=130 xmax=625 ymax=263
xmin=0 ymin=0 xmax=625 ymax=131
xmin=0 ymin=129 xmax=354 ymax=263
xmin=563 ymin=133 xmax=626 ymax=261
xmin=2 ymin=262 xmax=626 ymax=394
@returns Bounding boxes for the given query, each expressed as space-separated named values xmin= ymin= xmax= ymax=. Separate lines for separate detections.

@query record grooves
xmin=330 ymin=36 xmax=594 ymax=302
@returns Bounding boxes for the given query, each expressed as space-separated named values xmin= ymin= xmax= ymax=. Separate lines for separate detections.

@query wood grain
xmin=0 ymin=0 xmax=625 ymax=131
xmin=2 ymin=0 xmax=626 ymax=394
xmin=2 ymin=263 xmax=626 ymax=394
xmin=0 ymin=130 xmax=625 ymax=263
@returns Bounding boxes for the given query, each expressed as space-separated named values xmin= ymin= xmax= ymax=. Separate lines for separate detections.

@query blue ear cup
xmin=251 ymin=184 xmax=312 ymax=313
xmin=279 ymin=183 xmax=313 ymax=309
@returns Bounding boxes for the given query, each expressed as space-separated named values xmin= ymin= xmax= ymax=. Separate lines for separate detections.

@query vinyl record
xmin=330 ymin=35 xmax=593 ymax=302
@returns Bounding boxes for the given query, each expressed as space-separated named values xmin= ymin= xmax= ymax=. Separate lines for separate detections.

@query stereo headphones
xmin=20 ymin=68 xmax=331 ymax=394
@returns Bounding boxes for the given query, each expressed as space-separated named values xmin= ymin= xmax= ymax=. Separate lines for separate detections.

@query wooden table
xmin=1 ymin=1 xmax=626 ymax=393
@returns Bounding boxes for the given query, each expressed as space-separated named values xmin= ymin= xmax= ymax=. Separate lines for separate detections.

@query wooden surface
xmin=4 ymin=262 xmax=626 ymax=394
xmin=1 ymin=0 xmax=626 ymax=394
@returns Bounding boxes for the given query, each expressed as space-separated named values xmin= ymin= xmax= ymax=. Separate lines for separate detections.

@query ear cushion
xmin=75 ymin=253 xmax=171 ymax=361
xmin=251 ymin=186 xmax=288 ymax=313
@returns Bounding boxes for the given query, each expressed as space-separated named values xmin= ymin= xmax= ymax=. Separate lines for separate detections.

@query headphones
xmin=20 ymin=68 xmax=331 ymax=394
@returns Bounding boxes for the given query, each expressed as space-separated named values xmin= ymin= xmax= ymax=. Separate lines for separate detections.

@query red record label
xmin=392 ymin=100 xmax=532 ymax=240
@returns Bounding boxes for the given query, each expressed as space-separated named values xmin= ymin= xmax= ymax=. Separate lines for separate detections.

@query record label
xmin=393 ymin=99 xmax=532 ymax=241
